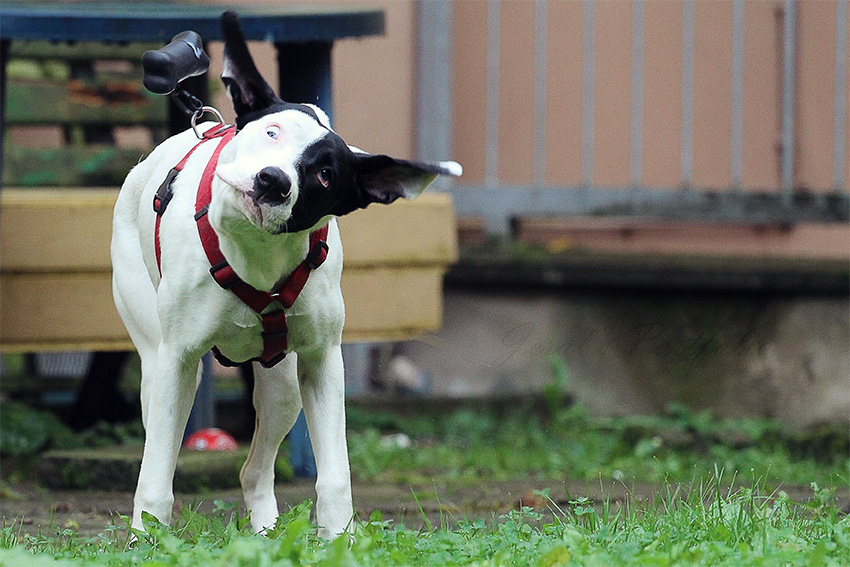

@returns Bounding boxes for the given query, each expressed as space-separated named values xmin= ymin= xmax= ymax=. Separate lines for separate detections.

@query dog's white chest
xmin=200 ymin=220 xmax=345 ymax=365
xmin=212 ymin=285 xmax=345 ymax=364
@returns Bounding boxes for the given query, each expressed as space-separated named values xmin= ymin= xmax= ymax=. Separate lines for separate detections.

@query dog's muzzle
xmin=253 ymin=166 xmax=292 ymax=204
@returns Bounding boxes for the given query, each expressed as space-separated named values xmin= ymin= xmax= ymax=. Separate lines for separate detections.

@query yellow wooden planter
xmin=0 ymin=188 xmax=456 ymax=352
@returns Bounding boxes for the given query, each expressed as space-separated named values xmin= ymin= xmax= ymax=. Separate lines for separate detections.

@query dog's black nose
xmin=253 ymin=166 xmax=292 ymax=202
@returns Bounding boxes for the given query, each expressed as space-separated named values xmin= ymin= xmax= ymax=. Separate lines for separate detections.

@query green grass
xmin=2 ymin=399 xmax=848 ymax=565
xmin=6 ymin=399 xmax=847 ymax=490
xmin=2 ymin=477 xmax=848 ymax=566
xmin=345 ymin=403 xmax=849 ymax=490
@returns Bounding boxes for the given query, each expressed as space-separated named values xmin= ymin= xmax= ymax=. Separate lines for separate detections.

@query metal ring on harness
xmin=191 ymin=106 xmax=227 ymax=139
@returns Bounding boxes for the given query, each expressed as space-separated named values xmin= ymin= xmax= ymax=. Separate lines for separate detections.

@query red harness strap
xmin=154 ymin=124 xmax=236 ymax=271
xmin=153 ymin=125 xmax=330 ymax=368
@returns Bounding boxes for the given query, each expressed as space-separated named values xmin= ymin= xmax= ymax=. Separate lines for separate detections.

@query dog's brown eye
xmin=316 ymin=168 xmax=332 ymax=187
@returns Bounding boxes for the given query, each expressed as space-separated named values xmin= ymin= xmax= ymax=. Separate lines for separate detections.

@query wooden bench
xmin=2 ymin=36 xmax=457 ymax=352
xmin=0 ymin=189 xmax=456 ymax=352
xmin=3 ymin=40 xmax=168 ymax=187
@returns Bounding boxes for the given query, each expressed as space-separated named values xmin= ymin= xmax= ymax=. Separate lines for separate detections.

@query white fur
xmin=112 ymin=115 xmax=352 ymax=539
xmin=440 ymin=161 xmax=463 ymax=178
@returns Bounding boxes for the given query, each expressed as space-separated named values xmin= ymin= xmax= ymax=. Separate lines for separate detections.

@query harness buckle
xmin=194 ymin=205 xmax=209 ymax=220
xmin=209 ymin=261 xmax=240 ymax=289
xmin=153 ymin=168 xmax=179 ymax=214
xmin=306 ymin=240 xmax=329 ymax=270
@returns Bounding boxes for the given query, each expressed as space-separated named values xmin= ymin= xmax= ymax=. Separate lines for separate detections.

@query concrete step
xmin=36 ymin=445 xmax=278 ymax=492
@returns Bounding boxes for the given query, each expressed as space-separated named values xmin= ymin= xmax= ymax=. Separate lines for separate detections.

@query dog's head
xmin=214 ymin=11 xmax=461 ymax=234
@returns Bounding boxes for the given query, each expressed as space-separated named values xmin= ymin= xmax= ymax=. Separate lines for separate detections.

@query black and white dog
xmin=112 ymin=11 xmax=460 ymax=538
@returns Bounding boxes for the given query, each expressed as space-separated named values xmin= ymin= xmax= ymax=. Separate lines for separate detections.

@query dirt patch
xmin=0 ymin=478 xmax=624 ymax=536
xmin=4 ymin=479 xmax=845 ymax=538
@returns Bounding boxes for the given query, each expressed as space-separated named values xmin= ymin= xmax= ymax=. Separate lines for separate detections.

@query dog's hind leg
xmin=111 ymin=181 xmax=163 ymax=430
xmin=240 ymin=356 xmax=302 ymax=534
xmin=298 ymin=344 xmax=353 ymax=539
xmin=131 ymin=346 xmax=202 ymax=531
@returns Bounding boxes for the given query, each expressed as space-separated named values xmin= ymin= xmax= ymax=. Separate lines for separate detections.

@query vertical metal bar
xmin=630 ymin=0 xmax=645 ymax=188
xmin=0 ymin=39 xmax=9 ymax=189
xmin=485 ymin=0 xmax=500 ymax=186
xmin=289 ymin=411 xmax=317 ymax=478
xmin=533 ymin=0 xmax=548 ymax=186
xmin=834 ymin=0 xmax=848 ymax=192
xmin=582 ymin=0 xmax=596 ymax=187
xmin=416 ymin=0 xmax=453 ymax=172
xmin=275 ymin=41 xmax=334 ymax=120
xmin=781 ymin=0 xmax=797 ymax=196
xmin=730 ymin=0 xmax=745 ymax=190
xmin=184 ymin=353 xmax=215 ymax=437
xmin=681 ymin=0 xmax=695 ymax=190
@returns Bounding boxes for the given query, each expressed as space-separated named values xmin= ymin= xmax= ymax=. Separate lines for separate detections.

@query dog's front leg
xmin=240 ymin=356 xmax=303 ymax=534
xmin=298 ymin=345 xmax=353 ymax=539
xmin=132 ymin=345 xmax=201 ymax=531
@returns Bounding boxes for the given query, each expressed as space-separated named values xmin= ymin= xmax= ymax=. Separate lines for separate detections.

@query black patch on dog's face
xmin=277 ymin=132 xmax=356 ymax=233
xmin=273 ymin=129 xmax=460 ymax=233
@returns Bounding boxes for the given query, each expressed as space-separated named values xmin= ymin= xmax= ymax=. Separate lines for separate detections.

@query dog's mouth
xmin=246 ymin=183 xmax=296 ymax=235
xmin=216 ymin=164 xmax=296 ymax=233
xmin=239 ymin=191 xmax=294 ymax=234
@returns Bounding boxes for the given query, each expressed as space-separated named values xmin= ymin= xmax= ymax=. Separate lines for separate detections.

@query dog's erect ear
xmin=220 ymin=11 xmax=283 ymax=125
xmin=333 ymin=151 xmax=462 ymax=216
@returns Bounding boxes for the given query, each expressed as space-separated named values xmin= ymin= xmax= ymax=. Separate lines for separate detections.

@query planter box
xmin=0 ymin=188 xmax=456 ymax=351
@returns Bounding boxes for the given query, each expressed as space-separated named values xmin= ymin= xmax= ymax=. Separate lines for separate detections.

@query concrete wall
xmin=398 ymin=288 xmax=849 ymax=428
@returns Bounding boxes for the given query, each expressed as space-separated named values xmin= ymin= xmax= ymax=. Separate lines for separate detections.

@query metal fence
xmin=417 ymin=0 xmax=849 ymax=235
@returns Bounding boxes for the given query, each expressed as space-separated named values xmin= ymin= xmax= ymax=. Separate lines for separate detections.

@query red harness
xmin=154 ymin=125 xmax=329 ymax=368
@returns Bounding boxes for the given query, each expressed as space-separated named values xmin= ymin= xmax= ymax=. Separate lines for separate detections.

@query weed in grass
xmin=344 ymin=403 xmax=849 ymax=489
xmin=2 ymin=479 xmax=848 ymax=566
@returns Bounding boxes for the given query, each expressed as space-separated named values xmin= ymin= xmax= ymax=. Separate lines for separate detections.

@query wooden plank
xmin=3 ymin=146 xmax=150 ymax=187
xmin=0 ymin=267 xmax=446 ymax=352
xmin=0 ymin=4 xmax=386 ymax=44
xmin=340 ymin=267 xmax=445 ymax=342
xmin=338 ymin=192 xmax=458 ymax=266
xmin=515 ymin=216 xmax=850 ymax=261
xmin=0 ymin=189 xmax=117 ymax=272
xmin=9 ymin=41 xmax=158 ymax=61
xmin=0 ymin=273 xmax=130 ymax=348
xmin=6 ymin=79 xmax=167 ymax=126
xmin=0 ymin=189 xmax=457 ymax=271
xmin=0 ymin=188 xmax=455 ymax=351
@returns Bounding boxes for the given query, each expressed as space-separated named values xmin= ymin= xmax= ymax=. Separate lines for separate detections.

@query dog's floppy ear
xmin=333 ymin=150 xmax=462 ymax=216
xmin=220 ymin=11 xmax=283 ymax=126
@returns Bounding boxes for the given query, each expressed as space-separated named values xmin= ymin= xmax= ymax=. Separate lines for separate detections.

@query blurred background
xmin=1 ymin=0 xmax=848 ymax=438
xmin=231 ymin=0 xmax=849 ymax=429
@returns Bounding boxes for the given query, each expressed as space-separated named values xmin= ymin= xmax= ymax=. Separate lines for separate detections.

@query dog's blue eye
xmin=265 ymin=125 xmax=280 ymax=139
